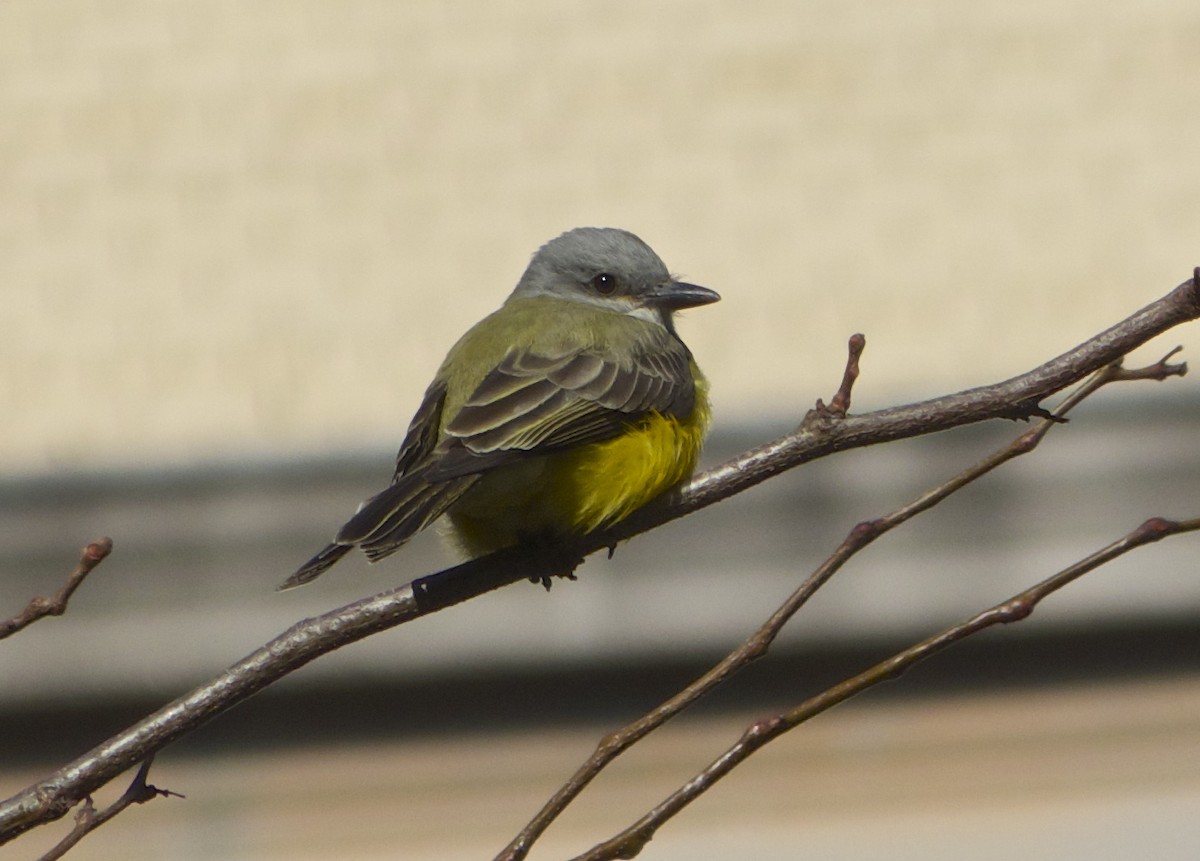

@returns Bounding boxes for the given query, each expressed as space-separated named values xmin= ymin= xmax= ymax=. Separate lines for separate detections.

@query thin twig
xmin=494 ymin=348 xmax=1187 ymax=861
xmin=37 ymin=757 xmax=182 ymax=861
xmin=0 ymin=274 xmax=1196 ymax=845
xmin=573 ymin=515 xmax=1200 ymax=861
xmin=0 ymin=538 xmax=113 ymax=640
xmin=1109 ymin=344 xmax=1186 ymax=381
xmin=812 ymin=332 xmax=865 ymax=418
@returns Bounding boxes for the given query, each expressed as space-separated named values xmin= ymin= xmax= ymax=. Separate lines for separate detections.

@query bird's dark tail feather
xmin=278 ymin=543 xmax=353 ymax=590
xmin=279 ymin=470 xmax=477 ymax=590
xmin=365 ymin=485 xmax=468 ymax=560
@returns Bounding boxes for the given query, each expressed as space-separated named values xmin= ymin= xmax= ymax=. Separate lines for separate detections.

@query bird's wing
xmin=392 ymin=379 xmax=448 ymax=480
xmin=426 ymin=343 xmax=695 ymax=481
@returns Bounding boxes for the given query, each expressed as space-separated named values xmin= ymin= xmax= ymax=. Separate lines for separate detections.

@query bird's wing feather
xmin=427 ymin=342 xmax=694 ymax=481
xmin=340 ymin=471 xmax=478 ymax=559
xmin=391 ymin=379 xmax=448 ymax=480
xmin=279 ymin=543 xmax=353 ymax=590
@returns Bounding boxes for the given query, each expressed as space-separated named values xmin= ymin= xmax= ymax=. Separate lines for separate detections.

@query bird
xmin=281 ymin=227 xmax=719 ymax=589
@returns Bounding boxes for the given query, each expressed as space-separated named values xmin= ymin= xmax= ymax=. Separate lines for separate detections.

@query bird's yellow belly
xmin=447 ymin=384 xmax=710 ymax=558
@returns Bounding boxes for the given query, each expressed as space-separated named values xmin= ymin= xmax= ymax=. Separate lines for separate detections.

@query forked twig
xmin=497 ymin=348 xmax=1188 ymax=861
xmin=573 ymin=514 xmax=1200 ymax=861
xmin=37 ymin=757 xmax=182 ymax=861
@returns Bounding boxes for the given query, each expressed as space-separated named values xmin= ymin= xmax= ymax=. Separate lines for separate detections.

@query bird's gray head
xmin=509 ymin=227 xmax=719 ymax=330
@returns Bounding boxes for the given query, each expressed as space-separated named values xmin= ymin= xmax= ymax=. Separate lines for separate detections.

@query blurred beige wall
xmin=4 ymin=0 xmax=1198 ymax=474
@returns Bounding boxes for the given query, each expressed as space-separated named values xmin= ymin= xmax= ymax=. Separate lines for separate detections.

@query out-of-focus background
xmin=3 ymin=2 xmax=1199 ymax=859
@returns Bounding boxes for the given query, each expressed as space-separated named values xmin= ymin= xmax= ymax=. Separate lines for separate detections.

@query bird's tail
xmin=278 ymin=543 xmax=353 ymax=590
xmin=279 ymin=469 xmax=477 ymax=590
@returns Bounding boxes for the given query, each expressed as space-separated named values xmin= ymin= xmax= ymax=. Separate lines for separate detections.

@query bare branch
xmin=574 ymin=514 xmax=1200 ymax=861
xmin=494 ymin=348 xmax=1188 ymax=861
xmin=36 ymin=756 xmax=182 ymax=861
xmin=1 ymin=538 xmax=113 ymax=641
xmin=0 ymin=273 xmax=1196 ymax=845
xmin=675 ymin=276 xmax=1198 ymax=519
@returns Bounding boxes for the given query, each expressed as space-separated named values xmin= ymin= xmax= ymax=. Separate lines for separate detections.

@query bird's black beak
xmin=646 ymin=280 xmax=721 ymax=311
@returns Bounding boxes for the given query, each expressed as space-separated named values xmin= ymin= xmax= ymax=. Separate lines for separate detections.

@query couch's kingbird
xmin=283 ymin=227 xmax=719 ymax=588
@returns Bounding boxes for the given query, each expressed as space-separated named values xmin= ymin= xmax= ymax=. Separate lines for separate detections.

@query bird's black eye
xmin=591 ymin=272 xmax=617 ymax=295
